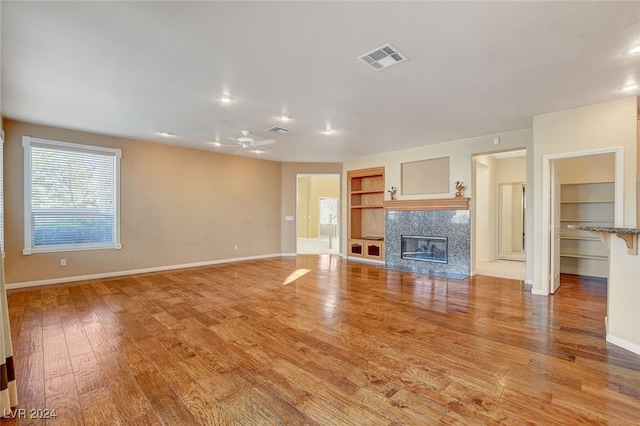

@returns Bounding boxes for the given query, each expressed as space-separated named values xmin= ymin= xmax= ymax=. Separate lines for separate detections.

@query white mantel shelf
xmin=383 ymin=197 xmax=470 ymax=211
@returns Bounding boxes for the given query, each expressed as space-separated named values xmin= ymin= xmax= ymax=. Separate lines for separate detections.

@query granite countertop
xmin=567 ymin=225 xmax=640 ymax=234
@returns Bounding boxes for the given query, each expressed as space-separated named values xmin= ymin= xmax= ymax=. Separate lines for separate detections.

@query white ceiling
xmin=2 ymin=1 xmax=640 ymax=162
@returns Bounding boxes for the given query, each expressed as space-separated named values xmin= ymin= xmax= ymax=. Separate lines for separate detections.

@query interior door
xmin=550 ymin=161 xmax=561 ymax=293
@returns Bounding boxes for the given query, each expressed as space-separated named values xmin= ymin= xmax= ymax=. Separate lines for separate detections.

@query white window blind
xmin=23 ymin=136 xmax=122 ymax=254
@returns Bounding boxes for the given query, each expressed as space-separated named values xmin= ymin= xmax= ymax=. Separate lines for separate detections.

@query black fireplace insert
xmin=401 ymin=235 xmax=448 ymax=263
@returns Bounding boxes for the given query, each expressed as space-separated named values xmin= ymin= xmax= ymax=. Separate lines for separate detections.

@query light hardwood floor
xmin=4 ymin=255 xmax=640 ymax=425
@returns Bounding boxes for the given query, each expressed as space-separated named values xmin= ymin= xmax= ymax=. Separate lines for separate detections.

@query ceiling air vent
xmin=358 ymin=44 xmax=407 ymax=71
xmin=267 ymin=126 xmax=290 ymax=134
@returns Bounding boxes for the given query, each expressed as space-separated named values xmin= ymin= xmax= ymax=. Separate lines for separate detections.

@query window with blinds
xmin=22 ymin=136 xmax=122 ymax=254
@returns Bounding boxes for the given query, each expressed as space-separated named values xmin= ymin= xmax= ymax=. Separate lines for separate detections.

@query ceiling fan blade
xmin=254 ymin=139 xmax=276 ymax=146
xmin=227 ymin=136 xmax=240 ymax=143
xmin=251 ymin=145 xmax=275 ymax=152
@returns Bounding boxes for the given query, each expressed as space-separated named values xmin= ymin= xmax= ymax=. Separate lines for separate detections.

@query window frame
xmin=22 ymin=136 xmax=122 ymax=255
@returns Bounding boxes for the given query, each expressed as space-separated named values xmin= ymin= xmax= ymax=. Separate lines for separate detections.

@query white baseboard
xmin=525 ymin=279 xmax=533 ymax=285
xmin=531 ymin=288 xmax=548 ymax=296
xmin=346 ymin=256 xmax=385 ymax=265
xmin=606 ymin=334 xmax=640 ymax=356
xmin=6 ymin=253 xmax=286 ymax=289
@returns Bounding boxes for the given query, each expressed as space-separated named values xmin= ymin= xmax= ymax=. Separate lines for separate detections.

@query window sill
xmin=23 ymin=243 xmax=122 ymax=255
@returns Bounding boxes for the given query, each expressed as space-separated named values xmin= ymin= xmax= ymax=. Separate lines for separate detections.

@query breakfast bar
xmin=567 ymin=225 xmax=640 ymax=355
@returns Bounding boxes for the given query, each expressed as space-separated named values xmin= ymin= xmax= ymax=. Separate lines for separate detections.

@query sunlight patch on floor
xmin=283 ymin=268 xmax=311 ymax=285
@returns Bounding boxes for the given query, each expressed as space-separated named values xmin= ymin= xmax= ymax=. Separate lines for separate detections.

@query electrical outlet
xmin=60 ymin=259 xmax=67 ymax=267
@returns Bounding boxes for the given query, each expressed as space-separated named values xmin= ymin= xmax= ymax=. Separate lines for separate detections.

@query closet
xmin=558 ymin=155 xmax=615 ymax=278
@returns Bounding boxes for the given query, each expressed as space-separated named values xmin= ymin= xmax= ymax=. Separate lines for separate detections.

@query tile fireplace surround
xmin=384 ymin=199 xmax=471 ymax=279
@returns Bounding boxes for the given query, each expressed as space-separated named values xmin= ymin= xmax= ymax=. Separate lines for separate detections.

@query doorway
xmin=473 ymin=150 xmax=527 ymax=280
xmin=542 ymin=149 xmax=623 ymax=295
xmin=296 ymin=174 xmax=340 ymax=254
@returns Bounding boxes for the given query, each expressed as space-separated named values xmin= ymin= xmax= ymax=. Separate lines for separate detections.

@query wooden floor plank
xmin=5 ymin=256 xmax=640 ymax=425
xmin=44 ymin=373 xmax=82 ymax=426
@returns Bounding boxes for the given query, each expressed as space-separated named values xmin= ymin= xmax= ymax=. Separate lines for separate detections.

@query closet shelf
xmin=560 ymin=219 xmax=613 ymax=223
xmin=560 ymin=236 xmax=600 ymax=241
xmin=560 ymin=253 xmax=608 ymax=260
xmin=561 ymin=200 xmax=614 ymax=204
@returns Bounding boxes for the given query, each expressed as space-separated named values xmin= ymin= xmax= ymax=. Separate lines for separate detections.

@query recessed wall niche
xmin=401 ymin=157 xmax=450 ymax=195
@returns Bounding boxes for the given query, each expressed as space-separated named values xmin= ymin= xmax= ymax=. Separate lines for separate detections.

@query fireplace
xmin=401 ymin=236 xmax=448 ymax=263
xmin=384 ymin=205 xmax=470 ymax=279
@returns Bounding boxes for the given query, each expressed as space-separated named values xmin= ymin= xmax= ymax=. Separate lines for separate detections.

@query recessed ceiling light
xmin=626 ymin=45 xmax=640 ymax=55
xmin=322 ymin=128 xmax=334 ymax=135
xmin=216 ymin=95 xmax=232 ymax=103
xmin=212 ymin=142 xmax=221 ymax=147
xmin=158 ymin=131 xmax=175 ymax=137
xmin=618 ymin=83 xmax=638 ymax=92
xmin=280 ymin=114 xmax=291 ymax=121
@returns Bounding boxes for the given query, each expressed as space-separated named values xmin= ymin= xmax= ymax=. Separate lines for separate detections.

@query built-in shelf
xmin=560 ymin=236 xmax=600 ymax=241
xmin=348 ymin=167 xmax=385 ymax=262
xmin=560 ymin=181 xmax=614 ymax=278
xmin=351 ymin=205 xmax=384 ymax=209
xmin=561 ymin=200 xmax=614 ymax=204
xmin=560 ymin=253 xmax=608 ymax=260
xmin=351 ymin=190 xmax=384 ymax=195
xmin=561 ymin=218 xmax=613 ymax=223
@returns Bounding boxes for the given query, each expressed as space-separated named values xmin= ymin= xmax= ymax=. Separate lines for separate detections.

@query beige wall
xmin=532 ymin=97 xmax=638 ymax=295
xmin=280 ymin=163 xmax=342 ymax=254
xmin=297 ymin=175 xmax=339 ymax=239
xmin=4 ymin=120 xmax=283 ymax=284
xmin=557 ymin=154 xmax=615 ymax=184
xmin=473 ymin=154 xmax=526 ymax=263
xmin=495 ymin=156 xmax=527 ymax=183
xmin=309 ymin=175 xmax=339 ymax=239
xmin=342 ymin=128 xmax=533 ymax=277
xmin=474 ymin=155 xmax=497 ymax=262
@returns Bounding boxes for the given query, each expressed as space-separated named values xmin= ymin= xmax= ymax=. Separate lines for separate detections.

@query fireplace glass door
xmin=401 ymin=236 xmax=448 ymax=263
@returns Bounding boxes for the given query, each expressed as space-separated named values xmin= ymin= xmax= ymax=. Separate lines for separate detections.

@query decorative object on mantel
xmin=455 ymin=181 xmax=465 ymax=198
xmin=388 ymin=186 xmax=397 ymax=200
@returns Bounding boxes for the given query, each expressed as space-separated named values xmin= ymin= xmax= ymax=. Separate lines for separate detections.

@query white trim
xmin=280 ymin=252 xmax=297 ymax=257
xmin=606 ymin=333 xmax=640 ymax=356
xmin=23 ymin=136 xmax=33 ymax=253
xmin=22 ymin=135 xmax=122 ymax=254
xmin=6 ymin=253 xmax=286 ymax=289
xmin=24 ymin=242 xmax=121 ymax=255
xmin=525 ymin=279 xmax=533 ymax=285
xmin=26 ymin=136 xmax=121 ymax=157
xmin=346 ymin=256 xmax=385 ymax=265
xmin=540 ymin=147 xmax=623 ymax=296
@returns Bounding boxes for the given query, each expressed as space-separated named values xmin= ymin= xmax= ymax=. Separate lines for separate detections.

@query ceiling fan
xmin=219 ymin=130 xmax=276 ymax=155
